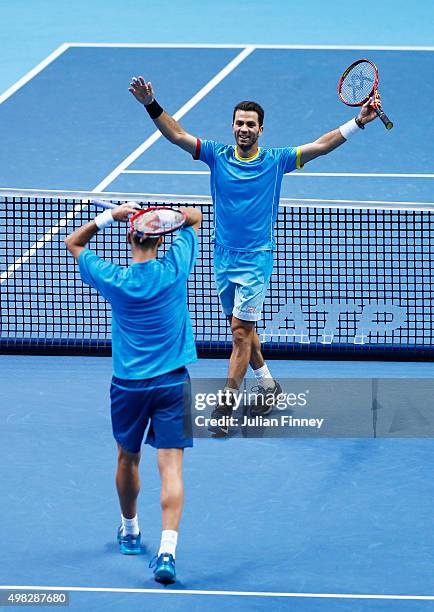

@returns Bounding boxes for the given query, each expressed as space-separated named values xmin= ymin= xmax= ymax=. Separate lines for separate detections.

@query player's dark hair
xmin=232 ymin=101 xmax=264 ymax=126
xmin=130 ymin=233 xmax=161 ymax=250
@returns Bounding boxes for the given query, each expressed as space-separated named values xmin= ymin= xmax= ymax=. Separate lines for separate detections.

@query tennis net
xmin=1 ymin=189 xmax=434 ymax=358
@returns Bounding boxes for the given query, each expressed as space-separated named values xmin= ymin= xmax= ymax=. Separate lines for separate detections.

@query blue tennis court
xmin=0 ymin=44 xmax=433 ymax=202
xmin=1 ymin=3 xmax=434 ymax=609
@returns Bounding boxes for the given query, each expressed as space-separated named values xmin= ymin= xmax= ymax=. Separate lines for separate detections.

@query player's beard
xmin=236 ymin=131 xmax=259 ymax=151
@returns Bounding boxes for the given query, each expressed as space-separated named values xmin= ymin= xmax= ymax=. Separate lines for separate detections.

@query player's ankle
xmin=121 ymin=514 xmax=140 ymax=536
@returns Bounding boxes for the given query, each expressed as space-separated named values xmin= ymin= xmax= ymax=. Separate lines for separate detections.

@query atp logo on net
xmin=260 ymin=301 xmax=406 ymax=344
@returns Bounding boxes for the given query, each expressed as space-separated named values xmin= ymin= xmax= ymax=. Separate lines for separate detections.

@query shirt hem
xmin=213 ymin=241 xmax=275 ymax=253
xmin=112 ymin=354 xmax=197 ymax=380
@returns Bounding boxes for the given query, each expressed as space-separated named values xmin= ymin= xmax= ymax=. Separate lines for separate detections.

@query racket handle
xmin=90 ymin=199 xmax=117 ymax=209
xmin=375 ymin=106 xmax=393 ymax=130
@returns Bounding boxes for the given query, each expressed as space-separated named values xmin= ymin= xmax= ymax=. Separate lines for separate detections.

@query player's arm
xmin=129 ymin=76 xmax=198 ymax=156
xmin=179 ymin=207 xmax=202 ymax=235
xmin=298 ymin=97 xmax=378 ymax=166
xmin=64 ymin=203 xmax=138 ymax=260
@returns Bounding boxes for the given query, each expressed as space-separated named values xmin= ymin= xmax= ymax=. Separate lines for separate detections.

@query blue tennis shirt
xmin=195 ymin=140 xmax=301 ymax=251
xmin=78 ymin=226 xmax=198 ymax=380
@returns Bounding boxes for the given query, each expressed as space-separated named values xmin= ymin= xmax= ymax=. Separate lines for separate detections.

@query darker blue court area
xmin=0 ymin=47 xmax=432 ymax=201
xmin=0 ymin=47 xmax=239 ymax=189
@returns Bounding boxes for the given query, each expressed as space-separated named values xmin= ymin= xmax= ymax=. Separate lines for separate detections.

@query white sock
xmin=158 ymin=529 xmax=178 ymax=558
xmin=121 ymin=514 xmax=140 ymax=536
xmin=253 ymin=364 xmax=275 ymax=390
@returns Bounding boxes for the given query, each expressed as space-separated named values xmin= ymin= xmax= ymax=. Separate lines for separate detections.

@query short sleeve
xmin=193 ymin=139 xmax=219 ymax=167
xmin=162 ymin=226 xmax=198 ymax=278
xmin=78 ymin=249 xmax=122 ymax=299
xmin=278 ymin=146 xmax=303 ymax=173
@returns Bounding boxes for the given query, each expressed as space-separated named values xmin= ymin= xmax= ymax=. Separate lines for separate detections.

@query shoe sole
xmin=120 ymin=545 xmax=141 ymax=555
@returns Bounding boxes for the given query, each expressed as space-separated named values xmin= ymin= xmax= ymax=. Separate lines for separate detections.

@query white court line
xmin=66 ymin=42 xmax=434 ymax=51
xmin=122 ymin=170 xmax=434 ymax=179
xmin=0 ymin=44 xmax=69 ymax=105
xmin=0 ymin=47 xmax=255 ymax=282
xmin=0 ymin=188 xmax=212 ymax=201
xmin=1 ymin=585 xmax=434 ymax=600
xmin=1 ymin=189 xmax=433 ymax=210
xmin=92 ymin=45 xmax=255 ymax=192
xmin=124 ymin=170 xmax=210 ymax=175
xmin=1 ymin=188 xmax=433 ymax=210
xmin=285 ymin=173 xmax=434 ymax=178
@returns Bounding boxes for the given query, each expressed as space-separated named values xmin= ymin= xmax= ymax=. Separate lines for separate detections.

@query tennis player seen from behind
xmin=65 ymin=203 xmax=202 ymax=584
xmin=129 ymin=77 xmax=380 ymax=436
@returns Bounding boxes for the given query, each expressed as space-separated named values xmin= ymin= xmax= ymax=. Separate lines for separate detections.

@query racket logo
xmin=346 ymin=70 xmax=374 ymax=101
xmin=338 ymin=58 xmax=393 ymax=130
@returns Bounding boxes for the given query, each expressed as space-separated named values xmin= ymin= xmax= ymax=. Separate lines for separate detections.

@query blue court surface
xmin=1 ymin=3 xmax=434 ymax=609
xmin=2 ymin=356 xmax=434 ymax=611
xmin=1 ymin=44 xmax=433 ymax=203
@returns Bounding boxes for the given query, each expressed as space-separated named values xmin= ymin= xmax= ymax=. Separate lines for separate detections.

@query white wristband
xmin=94 ymin=209 xmax=114 ymax=230
xmin=339 ymin=118 xmax=360 ymax=140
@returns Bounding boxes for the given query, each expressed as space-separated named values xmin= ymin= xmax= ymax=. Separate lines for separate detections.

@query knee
xmin=118 ymin=446 xmax=140 ymax=467
xmin=158 ymin=449 xmax=183 ymax=480
xmin=231 ymin=323 xmax=253 ymax=346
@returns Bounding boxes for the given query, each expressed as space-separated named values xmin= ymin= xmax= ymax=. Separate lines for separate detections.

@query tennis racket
xmin=338 ymin=59 xmax=393 ymax=130
xmin=91 ymin=199 xmax=186 ymax=238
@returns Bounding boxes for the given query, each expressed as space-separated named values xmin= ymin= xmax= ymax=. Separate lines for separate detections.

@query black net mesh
xmin=1 ymin=193 xmax=434 ymax=358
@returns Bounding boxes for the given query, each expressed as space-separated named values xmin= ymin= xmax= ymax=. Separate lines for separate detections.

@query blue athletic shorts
xmin=110 ymin=367 xmax=192 ymax=453
xmin=213 ymin=245 xmax=274 ymax=321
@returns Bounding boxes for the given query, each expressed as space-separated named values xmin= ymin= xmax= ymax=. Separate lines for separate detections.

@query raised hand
xmin=357 ymin=93 xmax=381 ymax=125
xmin=129 ymin=76 xmax=155 ymax=106
xmin=112 ymin=202 xmax=141 ymax=221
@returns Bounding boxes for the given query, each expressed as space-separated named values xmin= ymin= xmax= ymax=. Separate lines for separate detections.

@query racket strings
xmin=341 ymin=62 xmax=376 ymax=104
xmin=131 ymin=208 xmax=185 ymax=236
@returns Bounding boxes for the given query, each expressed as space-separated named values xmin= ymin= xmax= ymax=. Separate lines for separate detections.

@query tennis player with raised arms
xmin=65 ymin=201 xmax=201 ymax=583
xmin=129 ymin=71 xmax=380 ymax=436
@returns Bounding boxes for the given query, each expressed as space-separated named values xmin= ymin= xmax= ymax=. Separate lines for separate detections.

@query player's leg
xmin=148 ymin=449 xmax=184 ymax=584
xmin=209 ymin=316 xmax=261 ymax=436
xmin=227 ymin=317 xmax=281 ymax=415
xmin=116 ymin=444 xmax=141 ymax=519
xmin=207 ymin=312 xmax=251 ymax=436
xmin=111 ymin=376 xmax=151 ymax=554
xmin=115 ymin=445 xmax=142 ymax=553
xmin=229 ymin=251 xmax=282 ymax=419
xmin=146 ymin=369 xmax=192 ymax=583
xmin=235 ymin=251 xmax=282 ymax=413
xmin=226 ymin=312 xmax=281 ymax=411
xmin=157 ymin=448 xmax=184 ymax=544
xmin=209 ymin=248 xmax=250 ymax=434
xmin=230 ymin=314 xmax=281 ymax=395
xmin=228 ymin=249 xmax=271 ymax=384
xmin=227 ymin=314 xmax=264 ymax=370
xmin=158 ymin=449 xmax=184 ymax=529
xmin=249 ymin=324 xmax=282 ymax=415
xmin=226 ymin=316 xmax=256 ymax=389
xmin=249 ymin=324 xmax=265 ymax=370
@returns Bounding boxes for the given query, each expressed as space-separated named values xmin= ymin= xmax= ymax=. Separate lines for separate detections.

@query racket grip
xmin=375 ymin=106 xmax=393 ymax=130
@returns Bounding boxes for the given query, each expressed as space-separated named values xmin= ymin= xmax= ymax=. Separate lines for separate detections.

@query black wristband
xmin=144 ymin=99 xmax=164 ymax=119
xmin=355 ymin=117 xmax=365 ymax=130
